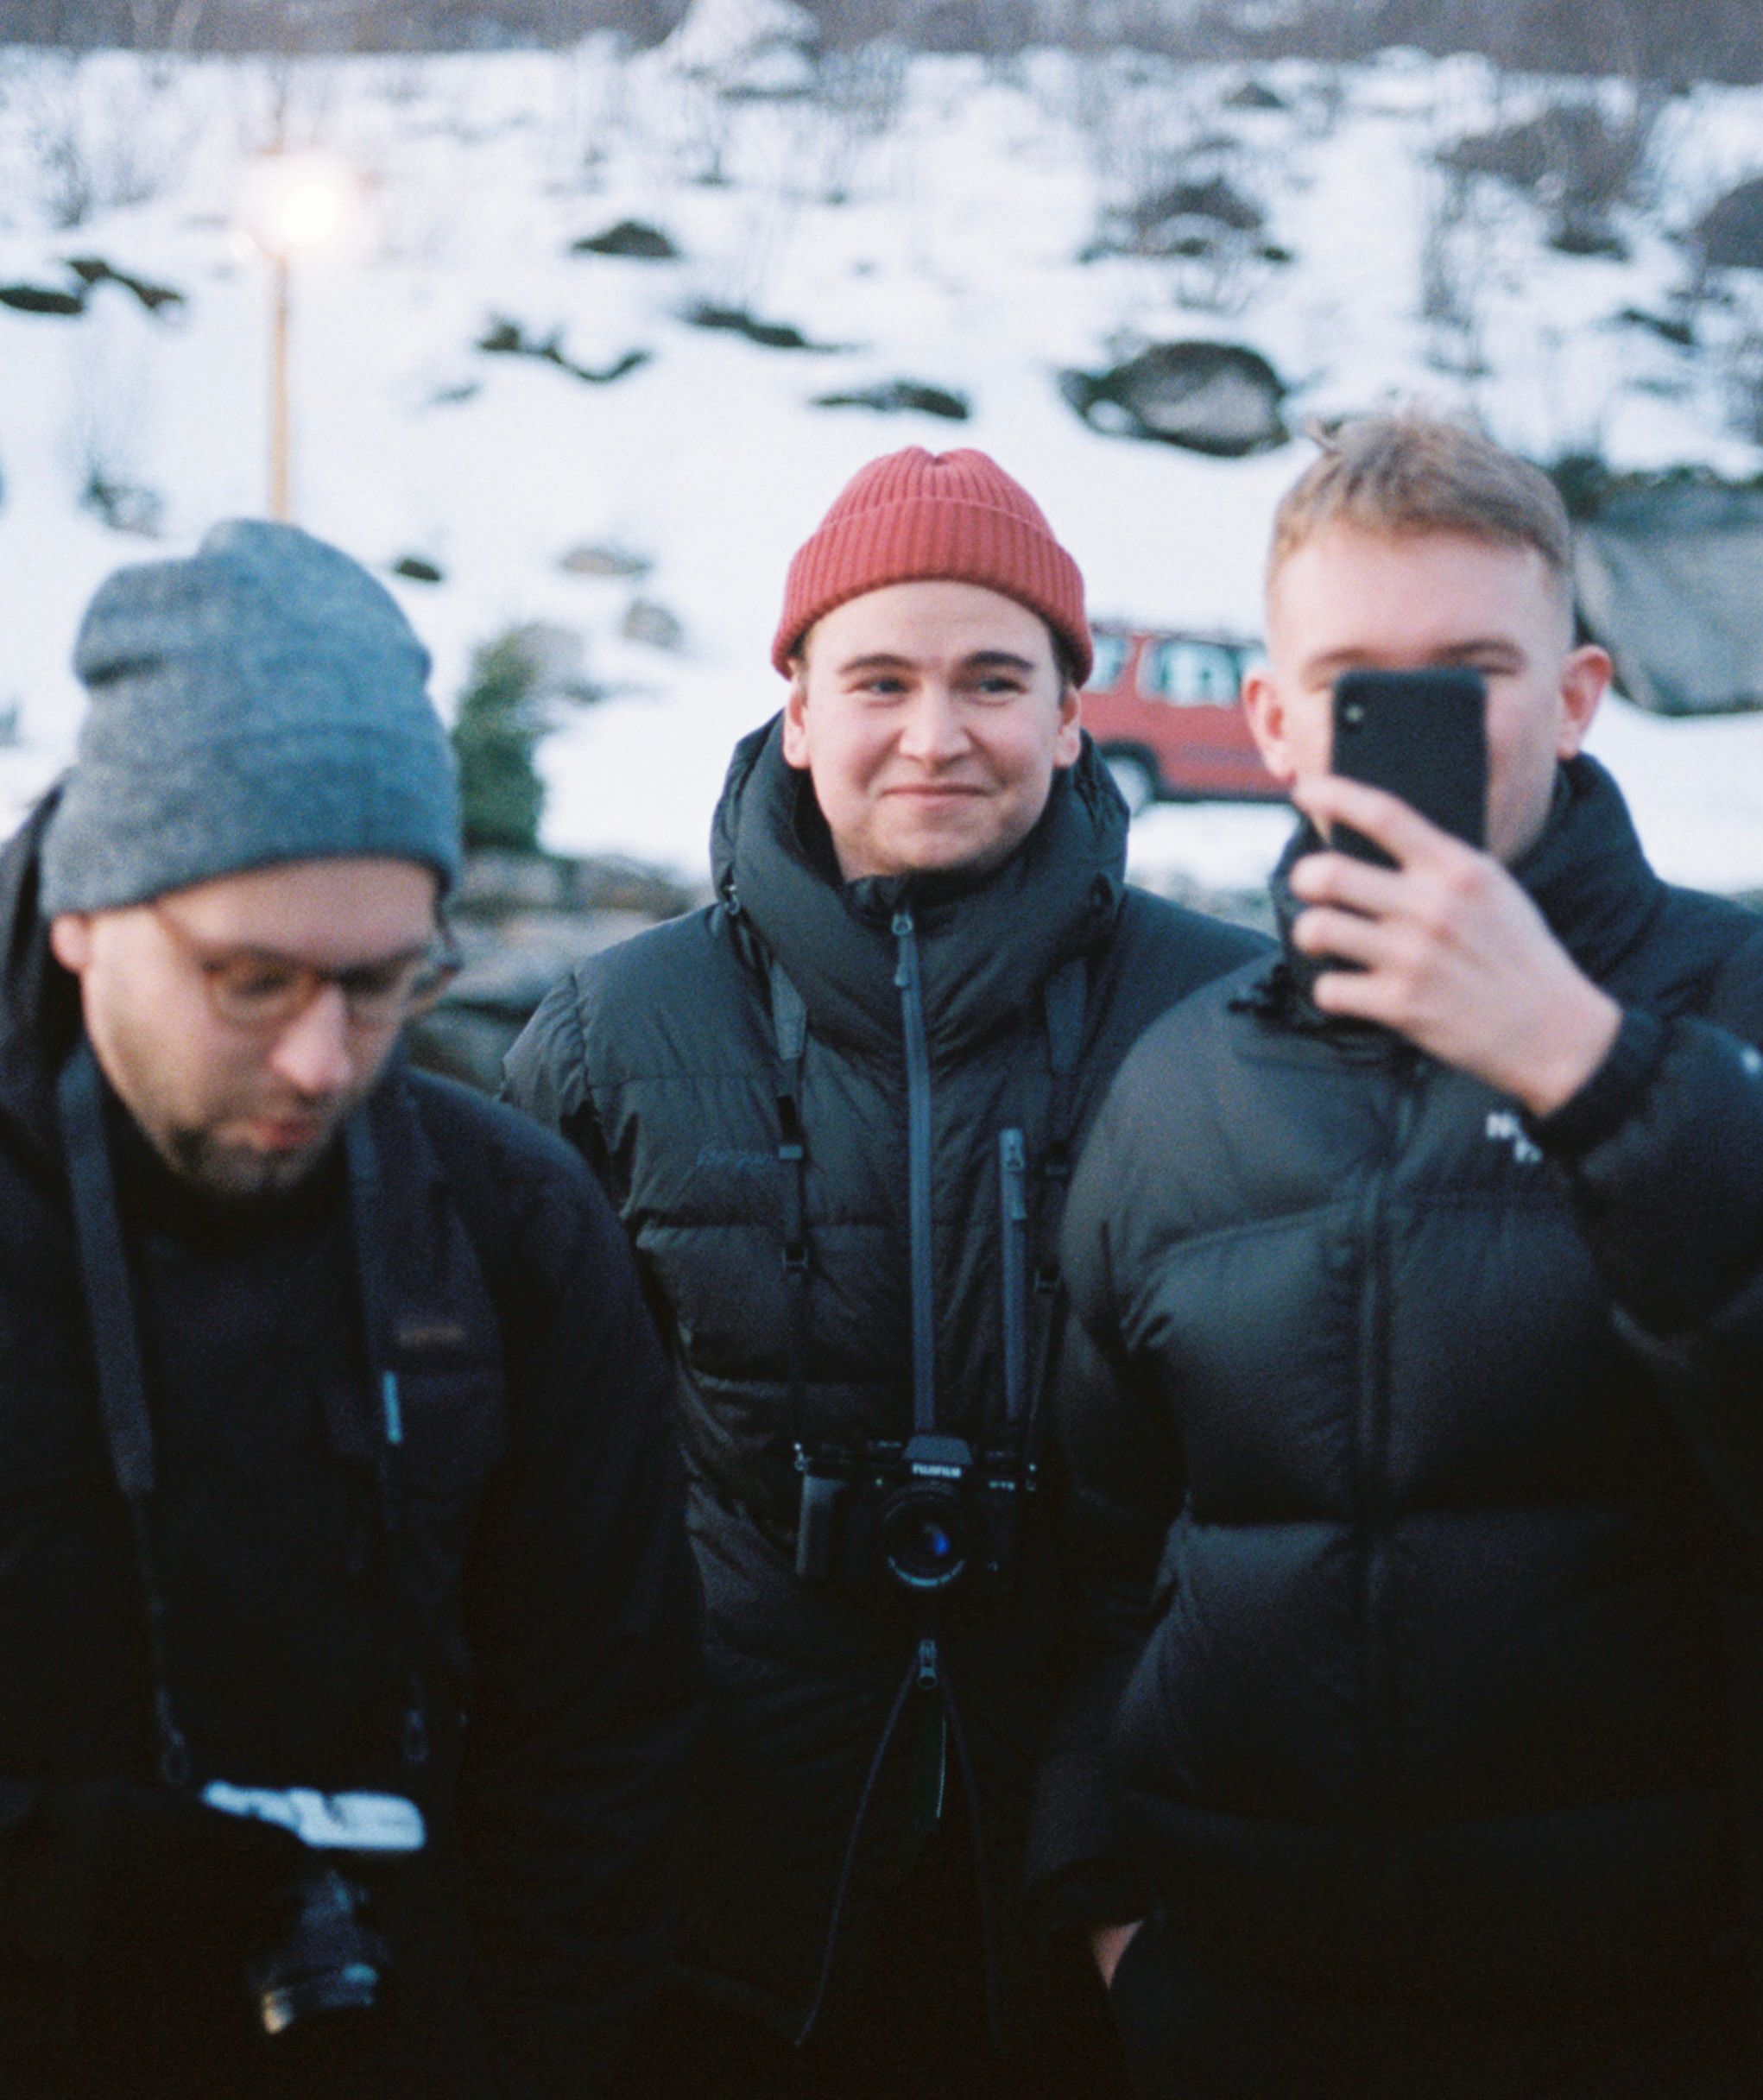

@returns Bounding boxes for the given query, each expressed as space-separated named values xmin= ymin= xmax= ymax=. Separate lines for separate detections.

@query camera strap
xmin=57 ymin=1037 xmax=193 ymax=1791
xmin=340 ymin=1110 xmax=431 ymax=1770
xmin=769 ymin=959 xmax=812 ymax=1460
xmin=1019 ymin=955 xmax=1087 ymax=1462
xmin=57 ymin=1038 xmax=430 ymax=1785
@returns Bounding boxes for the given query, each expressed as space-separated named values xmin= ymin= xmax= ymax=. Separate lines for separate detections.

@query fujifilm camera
xmin=794 ymin=1433 xmax=1033 ymax=1597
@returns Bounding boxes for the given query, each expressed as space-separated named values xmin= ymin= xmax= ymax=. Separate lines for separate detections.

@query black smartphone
xmin=1330 ymin=668 xmax=1488 ymax=865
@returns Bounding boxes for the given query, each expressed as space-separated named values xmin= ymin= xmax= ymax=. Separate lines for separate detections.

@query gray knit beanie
xmin=40 ymin=519 xmax=461 ymax=914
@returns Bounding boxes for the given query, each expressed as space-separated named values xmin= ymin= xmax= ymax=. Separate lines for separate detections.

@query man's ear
xmin=1556 ymin=643 xmax=1610 ymax=760
xmin=1052 ymin=681 xmax=1083 ymax=769
xmin=780 ymin=667 xmax=812 ymax=771
xmin=1241 ymin=663 xmax=1299 ymax=788
xmin=47 ymin=913 xmax=93 ymax=975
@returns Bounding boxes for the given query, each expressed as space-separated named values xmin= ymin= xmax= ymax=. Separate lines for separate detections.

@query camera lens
xmin=881 ymin=1485 xmax=970 ymax=1592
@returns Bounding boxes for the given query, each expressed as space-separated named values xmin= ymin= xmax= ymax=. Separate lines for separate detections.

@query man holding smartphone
xmin=1039 ymin=412 xmax=1763 ymax=2096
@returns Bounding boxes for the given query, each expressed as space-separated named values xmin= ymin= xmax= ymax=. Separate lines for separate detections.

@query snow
xmin=1 ymin=21 xmax=1760 ymax=894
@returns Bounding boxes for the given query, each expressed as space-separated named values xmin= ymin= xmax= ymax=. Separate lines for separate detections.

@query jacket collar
xmin=710 ymin=715 xmax=1126 ymax=1059
xmin=1256 ymin=755 xmax=1669 ymax=1033
xmin=0 ymin=787 xmax=84 ymax=1163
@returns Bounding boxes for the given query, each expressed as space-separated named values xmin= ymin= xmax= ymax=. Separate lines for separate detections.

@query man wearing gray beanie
xmin=0 ymin=522 xmax=698 ymax=2098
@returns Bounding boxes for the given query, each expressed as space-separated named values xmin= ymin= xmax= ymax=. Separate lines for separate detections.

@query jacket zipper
xmin=893 ymin=909 xmax=937 ymax=1436
xmin=999 ymin=1129 xmax=1029 ymax=1432
xmin=1357 ymin=1059 xmax=1423 ymax=1879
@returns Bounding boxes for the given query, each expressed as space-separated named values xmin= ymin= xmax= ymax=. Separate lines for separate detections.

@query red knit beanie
xmin=772 ymin=447 xmax=1091 ymax=684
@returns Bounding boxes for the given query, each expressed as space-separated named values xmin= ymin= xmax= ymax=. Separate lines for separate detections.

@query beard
xmin=159 ymin=1116 xmax=346 ymax=1201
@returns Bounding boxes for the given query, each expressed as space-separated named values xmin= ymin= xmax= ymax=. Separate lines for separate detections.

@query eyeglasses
xmin=150 ymin=901 xmax=461 ymax=1030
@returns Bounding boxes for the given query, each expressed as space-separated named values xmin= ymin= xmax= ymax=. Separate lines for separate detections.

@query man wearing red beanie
xmin=504 ymin=449 xmax=1263 ymax=2097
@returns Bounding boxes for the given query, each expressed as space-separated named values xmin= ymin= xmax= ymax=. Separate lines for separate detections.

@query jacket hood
xmin=710 ymin=717 xmax=1128 ymax=1057
xmin=0 ymin=788 xmax=83 ymax=1154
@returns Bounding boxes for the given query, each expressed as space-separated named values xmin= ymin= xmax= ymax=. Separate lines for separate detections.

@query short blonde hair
xmin=1268 ymin=411 xmax=1574 ymax=602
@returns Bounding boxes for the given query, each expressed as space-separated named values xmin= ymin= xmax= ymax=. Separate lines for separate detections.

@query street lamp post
xmin=239 ymin=152 xmax=354 ymax=524
xmin=269 ymin=249 xmax=292 ymax=520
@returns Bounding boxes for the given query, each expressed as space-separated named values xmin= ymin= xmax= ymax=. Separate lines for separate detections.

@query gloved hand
xmin=0 ymin=1777 xmax=308 ymax=2089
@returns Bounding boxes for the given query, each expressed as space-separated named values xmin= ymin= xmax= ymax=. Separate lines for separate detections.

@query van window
xmin=1085 ymin=634 xmax=1131 ymax=692
xmin=1143 ymin=640 xmax=1240 ymax=705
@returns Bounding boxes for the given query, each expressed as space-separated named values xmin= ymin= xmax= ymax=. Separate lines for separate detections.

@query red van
xmin=1081 ymin=624 xmax=1282 ymax=811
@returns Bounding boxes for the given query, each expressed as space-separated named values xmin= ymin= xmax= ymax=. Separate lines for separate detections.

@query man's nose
xmin=269 ymin=984 xmax=357 ymax=1097
xmin=897 ymin=684 xmax=970 ymax=763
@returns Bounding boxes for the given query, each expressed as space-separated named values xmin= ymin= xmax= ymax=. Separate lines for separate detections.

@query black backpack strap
xmin=768 ymin=959 xmax=812 ymax=1461
xmin=1021 ymin=956 xmax=1088 ymax=1462
xmin=57 ymin=1039 xmax=191 ymax=1790
xmin=1041 ymin=952 xmax=1086 ymax=1175
xmin=1036 ymin=955 xmax=1088 ymax=1287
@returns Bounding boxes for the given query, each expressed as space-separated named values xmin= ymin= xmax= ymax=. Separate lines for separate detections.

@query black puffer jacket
xmin=502 ymin=722 xmax=1264 ymax=2041
xmin=1046 ymin=757 xmax=1763 ymax=2042
xmin=0 ymin=796 xmax=701 ymax=2098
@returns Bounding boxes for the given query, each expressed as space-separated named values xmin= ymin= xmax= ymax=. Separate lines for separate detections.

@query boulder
xmin=476 ymin=317 xmax=650 ymax=385
xmin=1224 ymin=79 xmax=1288 ymax=111
xmin=571 ymin=218 xmax=680 ymax=261
xmin=559 ymin=541 xmax=652 ymax=579
xmin=1060 ymin=341 xmax=1288 ymax=457
xmin=1087 ymin=176 xmax=1267 ymax=262
xmin=812 ymin=378 xmax=970 ymax=420
xmin=0 ymin=282 xmax=85 ymax=316
xmin=1696 ymin=176 xmax=1763 ymax=272
xmin=1572 ymin=475 xmax=1763 ymax=714
xmin=685 ymin=300 xmax=837 ymax=351
xmin=621 ymin=598 xmax=686 ymax=651
xmin=65 ymin=256 xmax=186 ymax=313
xmin=408 ymin=846 xmax=698 ymax=1093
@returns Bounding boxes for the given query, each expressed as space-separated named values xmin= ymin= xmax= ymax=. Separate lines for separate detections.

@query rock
xmin=392 ymin=554 xmax=444 ymax=583
xmin=620 ymin=598 xmax=686 ymax=651
xmin=1548 ymin=215 xmax=1628 ymax=261
xmin=408 ymin=846 xmax=700 ymax=1093
xmin=1440 ymin=104 xmax=1649 ymax=255
xmin=1441 ymin=105 xmax=1612 ymax=193
xmin=475 ymin=316 xmax=651 ymax=385
xmin=571 ymin=218 xmax=680 ymax=261
xmin=1225 ymin=79 xmax=1287 ymax=111
xmin=80 ymin=472 xmax=163 ymax=536
xmin=812 ymin=379 xmax=970 ymax=420
xmin=0 ymin=282 xmax=85 ymax=316
xmin=405 ymin=909 xmax=657 ymax=1092
xmin=559 ymin=541 xmax=653 ymax=579
xmin=1697 ymin=177 xmax=1763 ymax=272
xmin=1086 ymin=175 xmax=1267 ymax=265
xmin=1617 ymin=307 xmax=1695 ymax=348
xmin=1571 ymin=473 xmax=1763 ymax=715
xmin=64 ymin=256 xmax=186 ymax=313
xmin=1060 ymin=341 xmax=1288 ymax=457
xmin=685 ymin=300 xmax=837 ymax=351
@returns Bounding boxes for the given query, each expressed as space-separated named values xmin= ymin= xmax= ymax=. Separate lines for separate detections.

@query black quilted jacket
xmin=502 ymin=721 xmax=1265 ymax=2042
xmin=0 ymin=795 xmax=700 ymax=2098
xmin=1045 ymin=756 xmax=1763 ymax=2034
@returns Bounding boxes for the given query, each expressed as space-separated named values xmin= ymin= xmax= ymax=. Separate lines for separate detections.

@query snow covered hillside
xmin=3 ymin=3 xmax=1761 ymax=892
